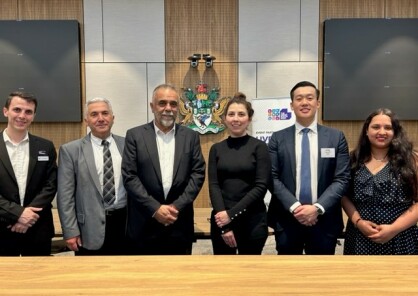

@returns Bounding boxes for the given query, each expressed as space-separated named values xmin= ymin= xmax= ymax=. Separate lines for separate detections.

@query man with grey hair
xmin=122 ymin=84 xmax=205 ymax=255
xmin=57 ymin=97 xmax=130 ymax=255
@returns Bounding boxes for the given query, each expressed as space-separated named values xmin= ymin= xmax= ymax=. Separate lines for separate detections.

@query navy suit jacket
xmin=267 ymin=124 xmax=350 ymax=238
xmin=0 ymin=131 xmax=57 ymax=243
xmin=122 ymin=122 xmax=205 ymax=246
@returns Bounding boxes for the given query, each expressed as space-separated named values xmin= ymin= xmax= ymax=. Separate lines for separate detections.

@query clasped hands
xmin=154 ymin=204 xmax=179 ymax=226
xmin=215 ymin=211 xmax=237 ymax=248
xmin=8 ymin=207 xmax=42 ymax=234
xmin=356 ymin=219 xmax=396 ymax=244
xmin=293 ymin=205 xmax=318 ymax=226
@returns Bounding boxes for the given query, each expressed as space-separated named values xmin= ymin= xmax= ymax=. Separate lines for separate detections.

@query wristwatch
xmin=315 ymin=205 xmax=324 ymax=215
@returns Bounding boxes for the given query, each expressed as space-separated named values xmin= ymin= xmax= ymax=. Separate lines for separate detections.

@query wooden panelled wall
xmin=1 ymin=0 xmax=418 ymax=208
xmin=0 ymin=0 xmax=85 ymax=148
xmin=165 ymin=0 xmax=238 ymax=207
xmin=319 ymin=0 xmax=418 ymax=149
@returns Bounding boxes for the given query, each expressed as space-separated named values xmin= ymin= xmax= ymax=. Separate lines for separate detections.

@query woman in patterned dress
xmin=343 ymin=108 xmax=418 ymax=254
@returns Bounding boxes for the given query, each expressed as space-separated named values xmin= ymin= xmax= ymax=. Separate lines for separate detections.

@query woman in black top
xmin=209 ymin=92 xmax=271 ymax=254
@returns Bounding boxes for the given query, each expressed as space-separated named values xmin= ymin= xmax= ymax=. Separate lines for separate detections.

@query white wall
xmin=83 ymin=0 xmax=319 ymax=136
xmin=238 ymin=0 xmax=319 ymax=100
xmin=83 ymin=0 xmax=165 ymax=137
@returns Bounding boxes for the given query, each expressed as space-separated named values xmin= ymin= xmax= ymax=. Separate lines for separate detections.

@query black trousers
xmin=76 ymin=207 xmax=131 ymax=256
xmin=0 ymin=231 xmax=51 ymax=256
xmin=133 ymin=235 xmax=193 ymax=256
xmin=274 ymin=223 xmax=337 ymax=255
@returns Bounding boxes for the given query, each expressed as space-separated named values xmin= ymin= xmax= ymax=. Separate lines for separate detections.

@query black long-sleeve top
xmin=208 ymin=134 xmax=271 ymax=224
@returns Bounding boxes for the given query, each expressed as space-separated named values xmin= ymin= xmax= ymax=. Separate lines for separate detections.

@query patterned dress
xmin=344 ymin=164 xmax=418 ymax=255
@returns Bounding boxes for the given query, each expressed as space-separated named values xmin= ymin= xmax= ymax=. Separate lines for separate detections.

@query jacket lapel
xmin=81 ymin=134 xmax=102 ymax=195
xmin=0 ymin=131 xmax=17 ymax=184
xmin=317 ymin=125 xmax=328 ymax=179
xmin=26 ymin=134 xmax=38 ymax=186
xmin=144 ymin=123 xmax=162 ymax=182
xmin=172 ymin=124 xmax=184 ymax=184
xmin=286 ymin=126 xmax=297 ymax=182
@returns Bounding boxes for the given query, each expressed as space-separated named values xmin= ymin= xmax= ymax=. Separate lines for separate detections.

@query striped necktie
xmin=102 ymin=140 xmax=116 ymax=207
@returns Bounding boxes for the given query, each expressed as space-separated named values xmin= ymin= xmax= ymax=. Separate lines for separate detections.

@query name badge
xmin=321 ymin=148 xmax=335 ymax=158
xmin=38 ymin=156 xmax=49 ymax=161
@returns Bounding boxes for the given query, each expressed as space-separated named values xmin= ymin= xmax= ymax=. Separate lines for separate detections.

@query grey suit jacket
xmin=267 ymin=124 xmax=350 ymax=237
xmin=122 ymin=122 xmax=205 ymax=246
xmin=57 ymin=133 xmax=125 ymax=250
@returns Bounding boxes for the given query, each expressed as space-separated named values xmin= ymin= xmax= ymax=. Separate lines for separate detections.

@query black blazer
xmin=122 ymin=122 xmax=205 ymax=245
xmin=0 ymin=131 xmax=57 ymax=242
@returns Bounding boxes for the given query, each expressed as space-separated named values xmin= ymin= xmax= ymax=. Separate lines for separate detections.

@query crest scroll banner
xmin=179 ymin=82 xmax=230 ymax=134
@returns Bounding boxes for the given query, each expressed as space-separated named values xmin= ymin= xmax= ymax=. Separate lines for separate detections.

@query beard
xmin=161 ymin=117 xmax=174 ymax=127
xmin=159 ymin=112 xmax=175 ymax=127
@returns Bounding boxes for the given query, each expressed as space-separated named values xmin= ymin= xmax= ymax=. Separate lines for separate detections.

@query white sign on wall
xmin=251 ymin=97 xmax=295 ymax=207
xmin=251 ymin=97 xmax=295 ymax=144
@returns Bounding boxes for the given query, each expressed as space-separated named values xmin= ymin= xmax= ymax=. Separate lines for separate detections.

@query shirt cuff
xmin=289 ymin=202 xmax=302 ymax=213
xmin=314 ymin=203 xmax=325 ymax=214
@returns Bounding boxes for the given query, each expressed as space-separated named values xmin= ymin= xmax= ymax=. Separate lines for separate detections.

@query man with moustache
xmin=57 ymin=97 xmax=129 ymax=255
xmin=122 ymin=84 xmax=205 ymax=255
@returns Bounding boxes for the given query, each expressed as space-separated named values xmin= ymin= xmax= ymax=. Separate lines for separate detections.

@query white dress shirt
xmin=154 ymin=122 xmax=175 ymax=199
xmin=3 ymin=129 xmax=30 ymax=206
xmin=289 ymin=122 xmax=324 ymax=213
xmin=90 ymin=133 xmax=126 ymax=209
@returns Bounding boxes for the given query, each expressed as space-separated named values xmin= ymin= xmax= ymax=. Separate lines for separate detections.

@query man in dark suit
xmin=57 ymin=97 xmax=129 ymax=255
xmin=267 ymin=81 xmax=350 ymax=255
xmin=122 ymin=84 xmax=205 ymax=255
xmin=0 ymin=91 xmax=57 ymax=256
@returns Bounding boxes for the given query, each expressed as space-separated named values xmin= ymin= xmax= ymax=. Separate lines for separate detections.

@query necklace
xmin=371 ymin=153 xmax=388 ymax=162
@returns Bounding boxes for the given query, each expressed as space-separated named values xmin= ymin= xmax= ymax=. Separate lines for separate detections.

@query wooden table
xmin=0 ymin=255 xmax=417 ymax=295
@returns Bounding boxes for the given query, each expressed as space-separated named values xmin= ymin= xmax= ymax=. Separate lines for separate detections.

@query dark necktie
xmin=299 ymin=128 xmax=312 ymax=204
xmin=102 ymin=140 xmax=116 ymax=206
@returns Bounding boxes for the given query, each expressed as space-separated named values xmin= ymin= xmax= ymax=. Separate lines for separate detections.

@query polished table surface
xmin=0 ymin=255 xmax=417 ymax=295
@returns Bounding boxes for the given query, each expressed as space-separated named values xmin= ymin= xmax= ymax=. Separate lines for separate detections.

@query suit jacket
xmin=122 ymin=122 xmax=205 ymax=246
xmin=57 ymin=133 xmax=125 ymax=250
xmin=0 ymin=131 xmax=57 ymax=243
xmin=267 ymin=124 xmax=350 ymax=238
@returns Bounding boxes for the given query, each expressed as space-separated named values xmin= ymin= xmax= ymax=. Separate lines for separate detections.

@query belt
xmin=105 ymin=207 xmax=126 ymax=216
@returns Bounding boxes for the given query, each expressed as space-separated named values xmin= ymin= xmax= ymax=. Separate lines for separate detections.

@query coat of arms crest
xmin=179 ymin=81 xmax=229 ymax=134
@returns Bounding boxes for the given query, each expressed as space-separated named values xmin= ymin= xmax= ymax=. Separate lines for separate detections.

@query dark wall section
xmin=0 ymin=20 xmax=81 ymax=122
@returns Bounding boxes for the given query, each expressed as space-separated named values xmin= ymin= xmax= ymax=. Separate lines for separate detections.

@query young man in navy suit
xmin=267 ymin=81 xmax=350 ymax=254
xmin=0 ymin=92 xmax=57 ymax=256
xmin=122 ymin=84 xmax=205 ymax=255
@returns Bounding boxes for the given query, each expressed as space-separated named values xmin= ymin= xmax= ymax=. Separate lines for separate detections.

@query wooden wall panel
xmin=0 ymin=0 xmax=18 ymax=19
xmin=0 ymin=0 xmax=85 ymax=149
xmin=386 ymin=0 xmax=418 ymax=17
xmin=319 ymin=0 xmax=418 ymax=149
xmin=165 ymin=0 xmax=238 ymax=207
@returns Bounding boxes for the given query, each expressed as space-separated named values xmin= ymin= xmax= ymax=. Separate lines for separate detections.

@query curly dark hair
xmin=351 ymin=108 xmax=418 ymax=200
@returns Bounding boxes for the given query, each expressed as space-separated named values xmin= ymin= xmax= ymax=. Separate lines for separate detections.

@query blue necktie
xmin=300 ymin=128 xmax=312 ymax=204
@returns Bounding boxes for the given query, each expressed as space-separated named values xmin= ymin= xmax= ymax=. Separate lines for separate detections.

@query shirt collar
xmin=295 ymin=121 xmax=318 ymax=134
xmin=90 ymin=132 xmax=113 ymax=146
xmin=153 ymin=121 xmax=176 ymax=136
xmin=3 ymin=129 xmax=29 ymax=145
